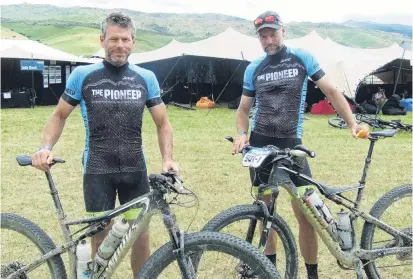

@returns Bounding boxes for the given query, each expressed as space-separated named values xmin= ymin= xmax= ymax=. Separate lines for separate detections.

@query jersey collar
xmin=103 ymin=59 xmax=130 ymax=72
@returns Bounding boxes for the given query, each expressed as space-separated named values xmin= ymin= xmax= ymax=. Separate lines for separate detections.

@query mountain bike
xmin=202 ymin=130 xmax=412 ymax=279
xmin=355 ymin=114 xmax=412 ymax=132
xmin=1 ymin=155 xmax=281 ymax=279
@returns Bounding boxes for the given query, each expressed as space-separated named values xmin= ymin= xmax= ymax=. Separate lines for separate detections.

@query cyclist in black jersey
xmin=232 ymin=11 xmax=368 ymax=279
xmin=31 ymin=12 xmax=178 ymax=278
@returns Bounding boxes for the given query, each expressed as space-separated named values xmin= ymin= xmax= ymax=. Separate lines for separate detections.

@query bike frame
xmin=7 ymin=171 xmax=189 ymax=279
xmin=250 ymin=136 xmax=412 ymax=268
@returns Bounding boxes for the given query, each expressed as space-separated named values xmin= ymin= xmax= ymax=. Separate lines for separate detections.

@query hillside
xmin=0 ymin=26 xmax=28 ymax=39
xmin=1 ymin=4 xmax=411 ymax=56
xmin=343 ymin=20 xmax=412 ymax=38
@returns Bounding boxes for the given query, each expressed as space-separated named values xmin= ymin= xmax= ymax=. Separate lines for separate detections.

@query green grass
xmin=1 ymin=106 xmax=412 ymax=278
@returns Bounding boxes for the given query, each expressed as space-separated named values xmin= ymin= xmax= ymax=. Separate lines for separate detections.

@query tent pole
xmin=182 ymin=54 xmax=191 ymax=107
xmin=206 ymin=57 xmax=245 ymax=115
xmin=391 ymin=47 xmax=406 ymax=96
xmin=160 ymin=55 xmax=183 ymax=89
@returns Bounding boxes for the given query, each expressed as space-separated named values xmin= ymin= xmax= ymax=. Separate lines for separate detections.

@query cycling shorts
xmin=83 ymin=170 xmax=150 ymax=220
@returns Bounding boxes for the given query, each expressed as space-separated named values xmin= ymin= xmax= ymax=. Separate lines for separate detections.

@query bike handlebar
xmin=225 ymin=136 xmax=316 ymax=159
xmin=148 ymin=172 xmax=184 ymax=194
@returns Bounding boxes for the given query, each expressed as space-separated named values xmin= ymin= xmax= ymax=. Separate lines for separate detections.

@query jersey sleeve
xmin=61 ymin=67 xmax=83 ymax=106
xmin=145 ymin=71 xmax=163 ymax=108
xmin=242 ymin=63 xmax=256 ymax=97
xmin=299 ymin=49 xmax=325 ymax=81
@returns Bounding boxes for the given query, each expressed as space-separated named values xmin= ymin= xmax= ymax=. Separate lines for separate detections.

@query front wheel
xmin=0 ymin=213 xmax=67 ymax=279
xmin=201 ymin=204 xmax=298 ymax=279
xmin=137 ymin=231 xmax=281 ymax=279
xmin=360 ymin=184 xmax=412 ymax=279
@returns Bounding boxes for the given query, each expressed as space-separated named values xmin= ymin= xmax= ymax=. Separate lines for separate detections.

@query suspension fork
xmin=161 ymin=205 xmax=195 ymax=279
xmin=246 ymin=184 xmax=279 ymax=252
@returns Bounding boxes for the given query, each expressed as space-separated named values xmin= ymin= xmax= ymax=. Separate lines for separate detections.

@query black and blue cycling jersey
xmin=62 ymin=60 xmax=163 ymax=174
xmin=243 ymin=46 xmax=325 ymax=138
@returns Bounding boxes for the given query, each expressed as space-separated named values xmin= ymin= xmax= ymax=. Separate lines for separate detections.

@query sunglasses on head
xmin=254 ymin=15 xmax=281 ymax=28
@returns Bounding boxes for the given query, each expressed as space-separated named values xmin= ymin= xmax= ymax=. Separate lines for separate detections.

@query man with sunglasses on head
xmin=31 ymin=12 xmax=178 ymax=278
xmin=233 ymin=11 xmax=366 ymax=279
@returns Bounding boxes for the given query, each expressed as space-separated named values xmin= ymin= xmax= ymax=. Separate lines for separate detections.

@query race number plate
xmin=242 ymin=148 xmax=272 ymax=168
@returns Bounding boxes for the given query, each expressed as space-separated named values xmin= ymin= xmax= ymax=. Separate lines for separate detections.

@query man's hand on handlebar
xmin=232 ymin=134 xmax=249 ymax=155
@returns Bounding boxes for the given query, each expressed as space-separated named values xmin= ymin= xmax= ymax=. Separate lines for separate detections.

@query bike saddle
xmin=16 ymin=154 xmax=65 ymax=166
xmin=369 ymin=129 xmax=397 ymax=138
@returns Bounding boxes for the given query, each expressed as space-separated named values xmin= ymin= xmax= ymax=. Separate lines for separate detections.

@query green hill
xmin=1 ymin=4 xmax=411 ymax=56
xmin=0 ymin=26 xmax=28 ymax=39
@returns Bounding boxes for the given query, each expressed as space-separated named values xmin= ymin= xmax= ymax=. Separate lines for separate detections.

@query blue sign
xmin=20 ymin=60 xmax=45 ymax=71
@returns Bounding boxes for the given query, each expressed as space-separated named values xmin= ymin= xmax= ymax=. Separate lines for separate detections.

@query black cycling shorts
xmin=83 ymin=170 xmax=150 ymax=218
xmin=248 ymin=132 xmax=312 ymax=187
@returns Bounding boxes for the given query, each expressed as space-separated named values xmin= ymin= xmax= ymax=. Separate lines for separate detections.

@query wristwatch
xmin=39 ymin=145 xmax=53 ymax=151
xmin=238 ymin=131 xmax=248 ymax=136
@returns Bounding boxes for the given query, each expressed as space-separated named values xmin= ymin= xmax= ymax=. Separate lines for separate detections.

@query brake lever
xmin=161 ymin=171 xmax=185 ymax=193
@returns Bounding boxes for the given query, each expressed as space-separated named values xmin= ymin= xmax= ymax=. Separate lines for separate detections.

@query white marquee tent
xmin=0 ymin=39 xmax=95 ymax=63
xmin=127 ymin=27 xmax=412 ymax=97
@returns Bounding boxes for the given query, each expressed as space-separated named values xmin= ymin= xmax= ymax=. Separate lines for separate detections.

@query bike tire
xmin=328 ymin=117 xmax=348 ymax=129
xmin=360 ymin=184 xmax=412 ymax=279
xmin=201 ymin=204 xmax=298 ymax=279
xmin=137 ymin=231 xmax=281 ymax=279
xmin=0 ymin=213 xmax=67 ymax=279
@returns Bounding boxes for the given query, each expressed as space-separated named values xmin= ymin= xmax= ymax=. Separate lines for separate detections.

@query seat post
xmin=45 ymin=170 xmax=72 ymax=241
xmin=355 ymin=138 xmax=377 ymax=208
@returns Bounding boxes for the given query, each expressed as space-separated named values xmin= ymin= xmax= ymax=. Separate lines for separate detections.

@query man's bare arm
xmin=42 ymin=98 xmax=77 ymax=148
xmin=149 ymin=103 xmax=173 ymax=162
xmin=236 ymin=96 xmax=255 ymax=133
xmin=315 ymin=75 xmax=357 ymax=129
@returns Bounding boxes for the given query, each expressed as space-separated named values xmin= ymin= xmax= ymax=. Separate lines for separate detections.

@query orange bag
xmin=196 ymin=97 xmax=216 ymax=109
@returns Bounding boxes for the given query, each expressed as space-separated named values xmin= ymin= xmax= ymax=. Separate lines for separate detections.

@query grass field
xmin=1 ymin=106 xmax=412 ymax=278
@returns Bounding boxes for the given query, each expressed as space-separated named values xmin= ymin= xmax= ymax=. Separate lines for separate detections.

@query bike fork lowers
xmin=247 ymin=185 xmax=279 ymax=253
xmin=161 ymin=206 xmax=195 ymax=279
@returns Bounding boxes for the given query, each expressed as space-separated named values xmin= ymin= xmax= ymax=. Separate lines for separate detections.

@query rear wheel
xmin=0 ymin=213 xmax=67 ymax=279
xmin=361 ymin=184 xmax=412 ymax=279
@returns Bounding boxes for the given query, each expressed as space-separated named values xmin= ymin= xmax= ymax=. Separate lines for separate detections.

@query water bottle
xmin=92 ymin=218 xmax=130 ymax=277
xmin=336 ymin=209 xmax=353 ymax=250
xmin=76 ymin=239 xmax=92 ymax=279
xmin=303 ymin=188 xmax=334 ymax=224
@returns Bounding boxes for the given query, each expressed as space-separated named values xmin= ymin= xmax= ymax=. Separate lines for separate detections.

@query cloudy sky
xmin=2 ymin=0 xmax=412 ymax=24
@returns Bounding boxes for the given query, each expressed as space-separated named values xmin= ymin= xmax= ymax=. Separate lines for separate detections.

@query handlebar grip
xmin=292 ymin=145 xmax=316 ymax=158
xmin=149 ymin=174 xmax=166 ymax=183
xmin=149 ymin=174 xmax=173 ymax=184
